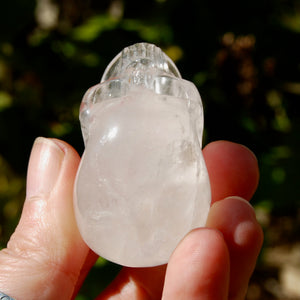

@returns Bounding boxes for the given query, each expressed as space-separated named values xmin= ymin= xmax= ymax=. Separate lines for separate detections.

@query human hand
xmin=0 ymin=138 xmax=263 ymax=300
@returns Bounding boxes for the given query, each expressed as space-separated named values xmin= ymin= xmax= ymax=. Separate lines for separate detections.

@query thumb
xmin=0 ymin=138 xmax=91 ymax=300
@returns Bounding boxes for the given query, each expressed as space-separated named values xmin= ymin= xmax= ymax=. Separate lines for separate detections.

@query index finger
xmin=203 ymin=140 xmax=259 ymax=204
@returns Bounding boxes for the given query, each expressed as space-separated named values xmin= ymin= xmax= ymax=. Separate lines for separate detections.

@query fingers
xmin=162 ymin=229 xmax=230 ymax=300
xmin=0 ymin=137 xmax=91 ymax=300
xmin=162 ymin=196 xmax=263 ymax=300
xmin=203 ymin=141 xmax=262 ymax=298
xmin=203 ymin=141 xmax=259 ymax=203
xmin=0 ymin=137 xmax=262 ymax=300
xmin=206 ymin=196 xmax=264 ymax=299
xmin=96 ymin=141 xmax=261 ymax=300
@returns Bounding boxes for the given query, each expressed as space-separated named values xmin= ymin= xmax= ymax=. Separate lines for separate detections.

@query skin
xmin=0 ymin=139 xmax=263 ymax=300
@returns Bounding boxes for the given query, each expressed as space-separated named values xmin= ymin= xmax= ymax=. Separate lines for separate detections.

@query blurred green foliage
xmin=0 ymin=0 xmax=299 ymax=298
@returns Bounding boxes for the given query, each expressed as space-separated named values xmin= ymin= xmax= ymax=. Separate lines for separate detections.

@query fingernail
xmin=26 ymin=137 xmax=65 ymax=199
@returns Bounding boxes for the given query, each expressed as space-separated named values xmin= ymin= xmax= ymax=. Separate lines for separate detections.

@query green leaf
xmin=72 ymin=14 xmax=119 ymax=42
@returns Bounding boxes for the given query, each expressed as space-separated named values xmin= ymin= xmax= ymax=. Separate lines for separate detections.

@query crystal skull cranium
xmin=74 ymin=43 xmax=211 ymax=267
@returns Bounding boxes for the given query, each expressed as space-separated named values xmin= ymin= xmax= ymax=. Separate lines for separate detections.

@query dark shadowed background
xmin=0 ymin=0 xmax=299 ymax=299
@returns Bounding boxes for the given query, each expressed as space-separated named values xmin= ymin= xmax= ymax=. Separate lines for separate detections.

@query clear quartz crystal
xmin=74 ymin=43 xmax=211 ymax=267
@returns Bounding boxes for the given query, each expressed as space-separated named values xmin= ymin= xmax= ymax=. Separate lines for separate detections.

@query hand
xmin=0 ymin=138 xmax=263 ymax=300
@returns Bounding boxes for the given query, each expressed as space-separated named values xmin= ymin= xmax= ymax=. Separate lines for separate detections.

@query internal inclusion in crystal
xmin=74 ymin=43 xmax=211 ymax=267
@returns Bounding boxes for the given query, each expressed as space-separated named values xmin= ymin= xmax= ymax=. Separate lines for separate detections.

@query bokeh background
xmin=0 ymin=0 xmax=299 ymax=299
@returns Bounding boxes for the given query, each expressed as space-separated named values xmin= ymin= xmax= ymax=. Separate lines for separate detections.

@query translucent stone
xmin=74 ymin=43 xmax=211 ymax=267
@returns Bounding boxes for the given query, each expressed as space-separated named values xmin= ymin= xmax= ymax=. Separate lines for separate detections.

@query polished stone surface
xmin=74 ymin=43 xmax=211 ymax=267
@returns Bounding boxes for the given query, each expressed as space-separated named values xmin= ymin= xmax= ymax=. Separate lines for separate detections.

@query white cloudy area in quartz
xmin=74 ymin=87 xmax=211 ymax=267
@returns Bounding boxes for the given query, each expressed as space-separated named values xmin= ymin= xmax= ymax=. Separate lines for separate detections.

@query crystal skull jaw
xmin=74 ymin=43 xmax=211 ymax=267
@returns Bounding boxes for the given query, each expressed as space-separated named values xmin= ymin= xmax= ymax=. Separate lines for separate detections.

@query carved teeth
xmin=101 ymin=43 xmax=181 ymax=82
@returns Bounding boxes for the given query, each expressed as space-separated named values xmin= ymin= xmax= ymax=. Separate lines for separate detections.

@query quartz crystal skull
xmin=74 ymin=43 xmax=211 ymax=267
